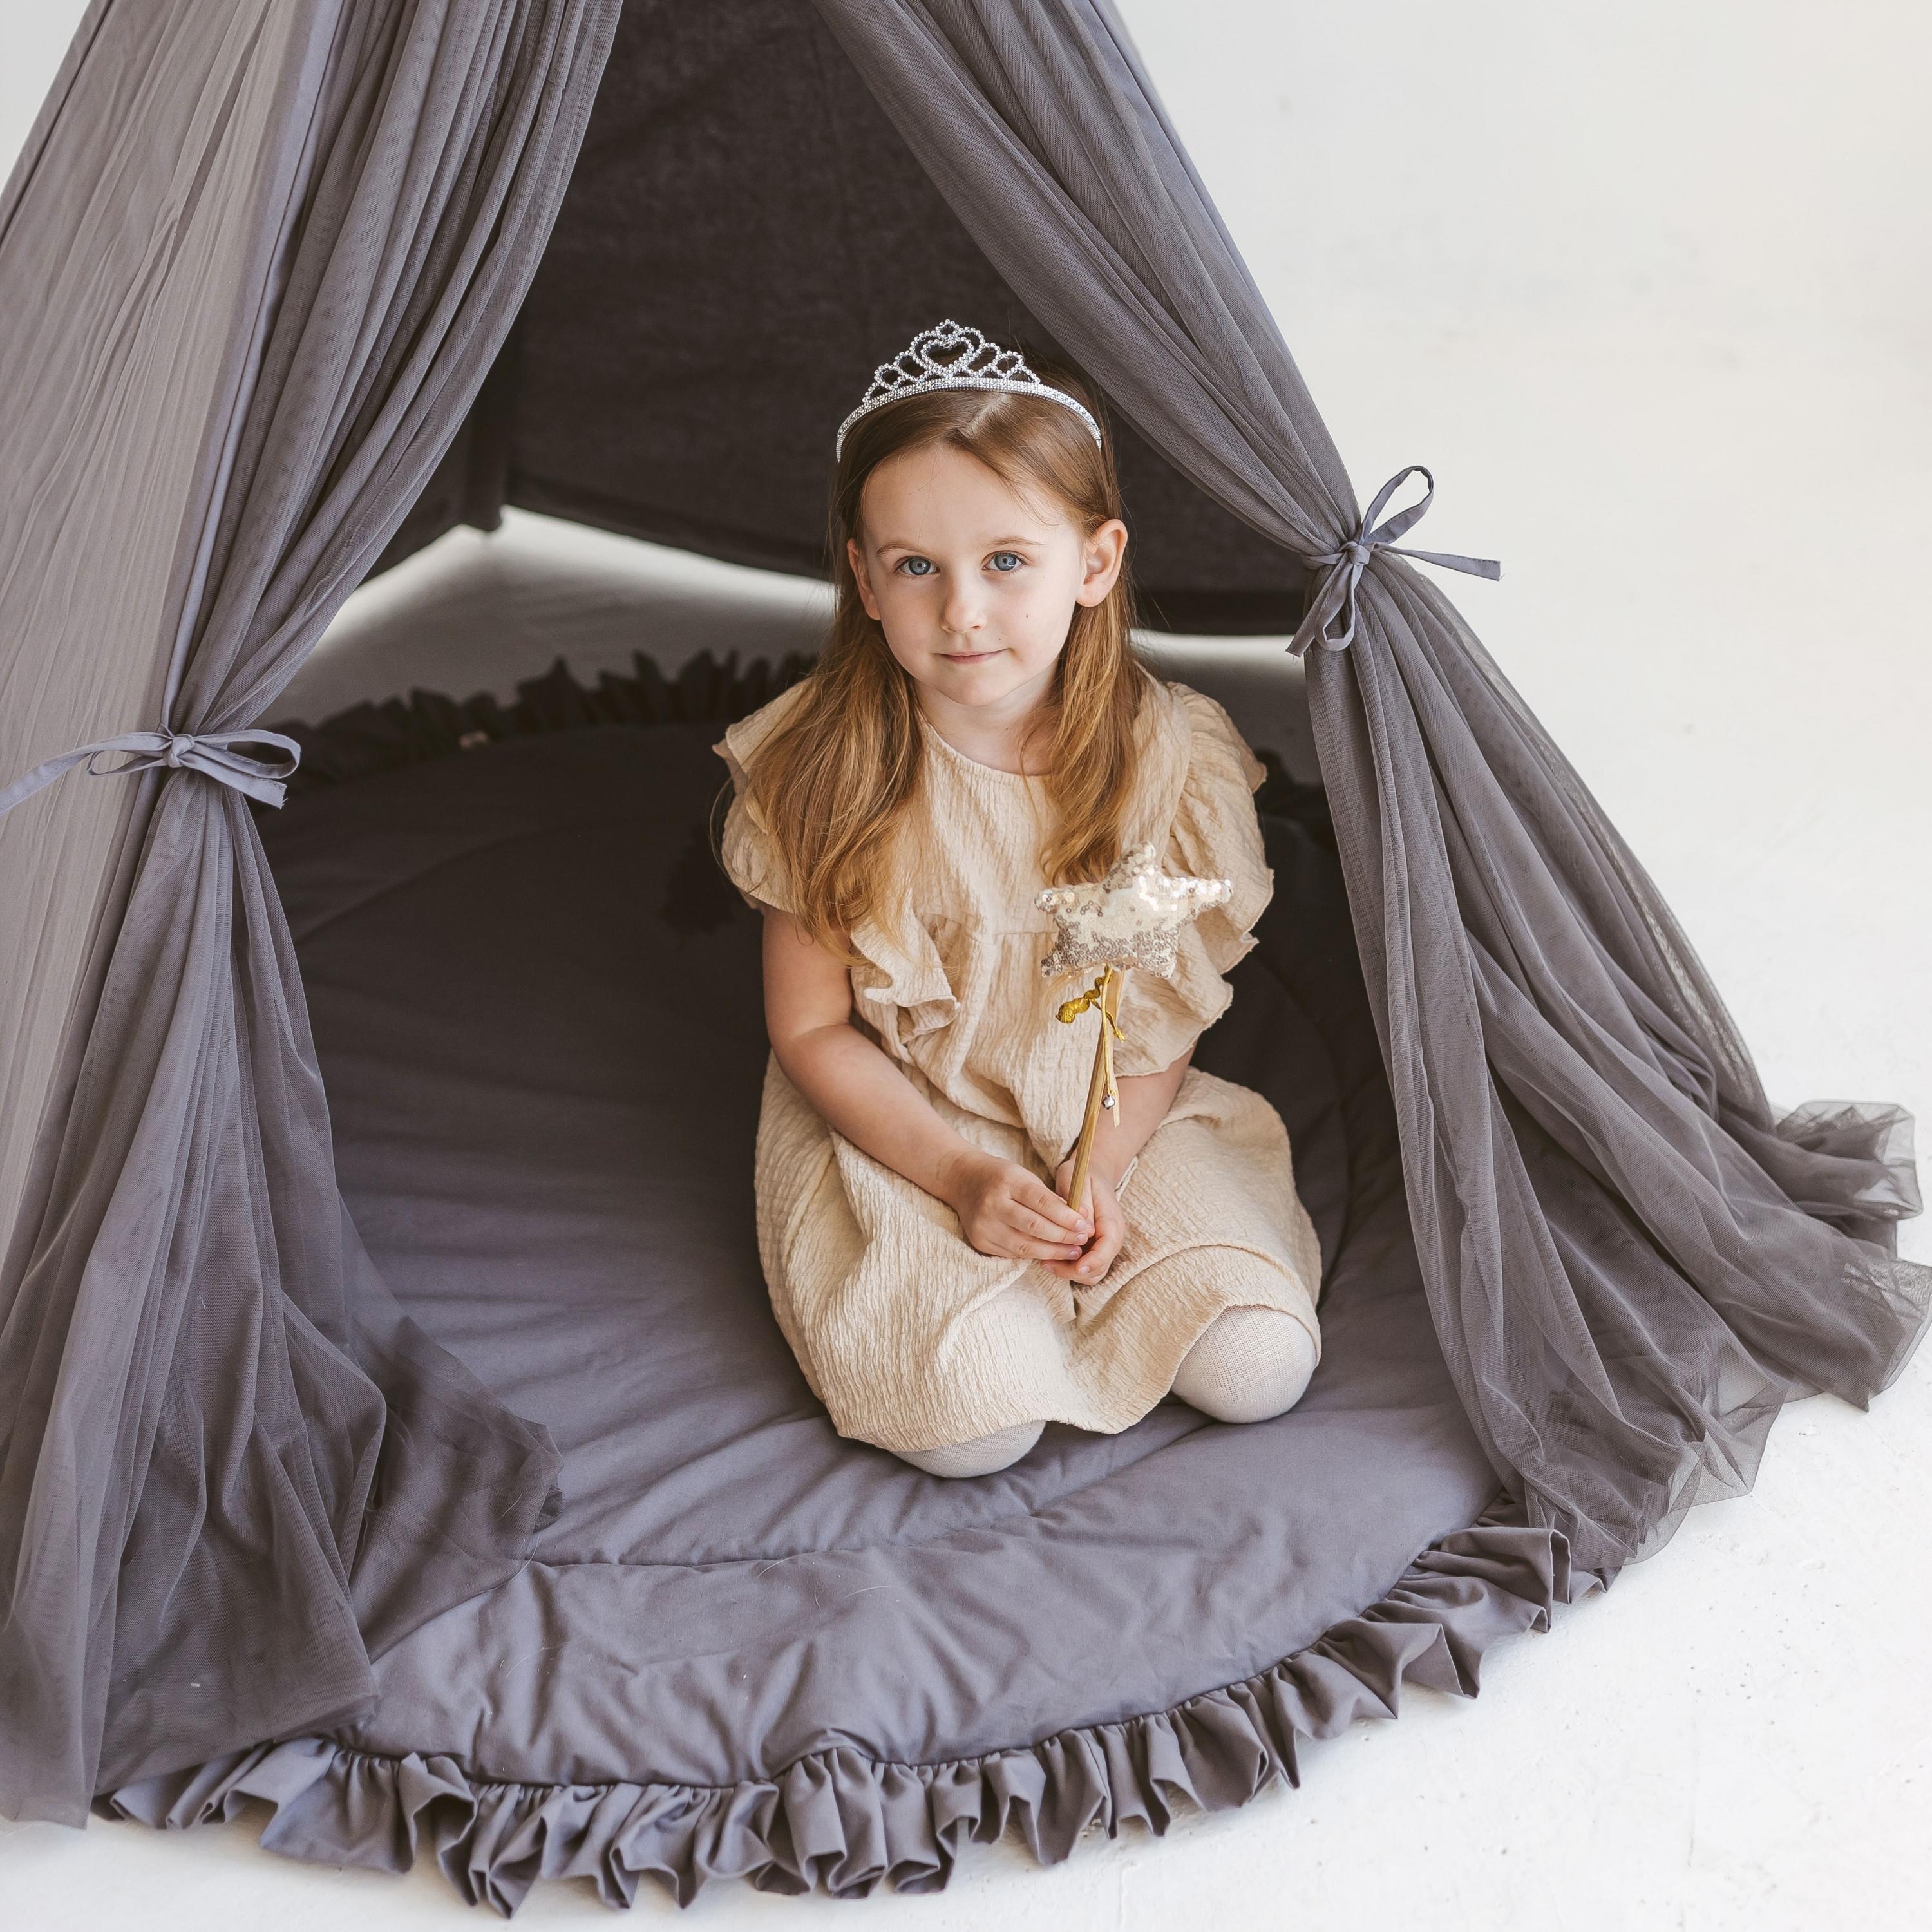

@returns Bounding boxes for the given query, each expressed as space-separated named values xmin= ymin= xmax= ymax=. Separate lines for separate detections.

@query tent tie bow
xmin=0 ymin=726 xmax=303 ymax=819
xmin=1287 ymin=464 xmax=1501 ymax=658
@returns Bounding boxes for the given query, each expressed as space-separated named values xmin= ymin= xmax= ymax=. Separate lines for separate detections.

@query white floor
xmin=5 ymin=3 xmax=1930 ymax=1927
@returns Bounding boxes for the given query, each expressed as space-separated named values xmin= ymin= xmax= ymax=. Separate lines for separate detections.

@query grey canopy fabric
xmin=0 ymin=0 xmax=1926 ymax=1862
xmin=0 ymin=0 xmax=622 ymax=1826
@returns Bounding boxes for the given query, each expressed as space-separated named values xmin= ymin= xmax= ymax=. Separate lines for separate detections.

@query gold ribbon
xmin=1056 ymin=967 xmax=1126 ymax=1123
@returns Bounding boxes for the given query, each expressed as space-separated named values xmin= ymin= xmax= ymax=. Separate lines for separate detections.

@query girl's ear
xmin=848 ymin=536 xmax=883 ymax=621
xmin=1074 ymin=518 xmax=1129 ymax=608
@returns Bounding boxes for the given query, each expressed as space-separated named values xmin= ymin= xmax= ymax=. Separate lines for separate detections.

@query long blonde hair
xmin=730 ymin=347 xmax=1153 ymax=963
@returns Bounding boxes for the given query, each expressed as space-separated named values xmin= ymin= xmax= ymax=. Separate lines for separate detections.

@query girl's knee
xmin=1171 ymin=1305 xmax=1318 ymax=1424
xmin=894 ymin=1418 xmax=1045 ymax=1478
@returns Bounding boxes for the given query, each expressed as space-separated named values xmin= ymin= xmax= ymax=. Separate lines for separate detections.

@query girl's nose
xmin=940 ymin=584 xmax=988 ymax=638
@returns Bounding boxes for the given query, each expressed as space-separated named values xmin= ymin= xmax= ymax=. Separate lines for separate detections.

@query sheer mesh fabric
xmin=0 ymin=0 xmax=616 ymax=1824
xmin=1343 ymin=572 xmax=1931 ymax=1561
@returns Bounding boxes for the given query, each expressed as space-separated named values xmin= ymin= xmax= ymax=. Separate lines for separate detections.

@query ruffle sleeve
xmin=712 ymin=686 xmax=959 ymax=1050
xmin=712 ymin=683 xmax=809 ymax=915
xmin=847 ymin=895 xmax=960 ymax=1054
xmin=1112 ymin=683 xmax=1275 ymax=1077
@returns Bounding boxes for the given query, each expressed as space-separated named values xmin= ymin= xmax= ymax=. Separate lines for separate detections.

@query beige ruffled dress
xmin=713 ymin=674 xmax=1325 ymax=1455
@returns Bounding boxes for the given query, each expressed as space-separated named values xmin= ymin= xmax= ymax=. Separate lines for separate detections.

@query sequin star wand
xmin=1037 ymin=842 xmax=1232 ymax=1216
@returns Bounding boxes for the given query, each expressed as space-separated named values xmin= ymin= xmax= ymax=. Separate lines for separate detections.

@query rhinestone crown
xmin=834 ymin=318 xmax=1104 ymax=459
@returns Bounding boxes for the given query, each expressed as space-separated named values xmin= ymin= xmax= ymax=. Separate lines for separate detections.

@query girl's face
xmin=846 ymin=441 xmax=1127 ymax=717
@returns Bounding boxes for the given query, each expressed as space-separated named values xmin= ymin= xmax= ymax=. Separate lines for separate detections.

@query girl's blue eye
xmin=990 ymin=552 xmax=1023 ymax=573
xmin=897 ymin=557 xmax=936 ymax=577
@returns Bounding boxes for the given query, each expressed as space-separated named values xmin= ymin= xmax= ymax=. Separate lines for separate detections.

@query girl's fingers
xmin=969 ymin=1217 xmax=1081 ymax=1263
xmin=1068 ymin=1189 xmax=1123 ymax=1279
xmin=1032 ymin=1228 xmax=1090 ymax=1260
xmin=1001 ymin=1211 xmax=1085 ymax=1262
xmin=1019 ymin=1173 xmax=1088 ymax=1234
xmin=1025 ymin=1206 xmax=1087 ymax=1245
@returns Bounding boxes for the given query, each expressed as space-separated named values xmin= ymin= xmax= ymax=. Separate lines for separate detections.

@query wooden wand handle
xmin=1062 ymin=965 xmax=1124 ymax=1213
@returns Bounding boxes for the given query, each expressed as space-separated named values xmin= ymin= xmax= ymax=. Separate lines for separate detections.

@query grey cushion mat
xmin=256 ymin=721 xmax=1497 ymax=1790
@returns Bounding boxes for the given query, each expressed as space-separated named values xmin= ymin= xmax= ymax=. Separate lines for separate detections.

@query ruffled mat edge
xmin=257 ymin=648 xmax=1332 ymax=849
xmin=256 ymin=648 xmax=821 ymax=802
xmin=97 ymin=1489 xmax=1615 ymax=1914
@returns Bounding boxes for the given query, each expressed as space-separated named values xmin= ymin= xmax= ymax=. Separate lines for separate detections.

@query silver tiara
xmin=833 ymin=318 xmax=1104 ymax=458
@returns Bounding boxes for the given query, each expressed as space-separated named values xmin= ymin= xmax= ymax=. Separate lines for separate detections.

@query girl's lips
xmin=943 ymin=649 xmax=1001 ymax=663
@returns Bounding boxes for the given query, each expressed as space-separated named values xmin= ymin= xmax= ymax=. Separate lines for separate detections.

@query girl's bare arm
xmin=1045 ymin=1043 xmax=1192 ymax=1284
xmin=1082 ymin=1044 xmax=1193 ymax=1190
xmin=760 ymin=907 xmax=1092 ymax=1264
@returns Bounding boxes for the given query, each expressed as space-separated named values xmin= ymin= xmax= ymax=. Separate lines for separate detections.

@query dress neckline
xmin=916 ymin=708 xmax=1046 ymax=784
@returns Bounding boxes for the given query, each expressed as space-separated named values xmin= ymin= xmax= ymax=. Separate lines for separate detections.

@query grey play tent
xmin=2 ymin=0 xmax=1927 ymax=1910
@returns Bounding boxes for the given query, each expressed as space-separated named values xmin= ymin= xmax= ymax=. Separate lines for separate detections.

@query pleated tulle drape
xmin=0 ymin=0 xmax=620 ymax=1826
xmin=813 ymin=0 xmax=1931 ymax=1572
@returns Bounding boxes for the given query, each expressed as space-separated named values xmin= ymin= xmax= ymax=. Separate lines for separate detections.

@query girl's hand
xmin=942 ymin=1150 xmax=1093 ymax=1264
xmin=1048 ymin=1159 xmax=1126 ymax=1286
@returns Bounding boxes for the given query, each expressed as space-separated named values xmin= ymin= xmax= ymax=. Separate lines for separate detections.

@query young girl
xmin=713 ymin=321 xmax=1325 ymax=1478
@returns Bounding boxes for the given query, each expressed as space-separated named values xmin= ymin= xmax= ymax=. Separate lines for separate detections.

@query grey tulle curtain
xmin=0 ymin=0 xmax=620 ymax=1826
xmin=813 ymin=0 xmax=1932 ymax=1570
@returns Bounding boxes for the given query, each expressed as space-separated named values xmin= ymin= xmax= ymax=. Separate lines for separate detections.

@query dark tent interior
xmin=374 ymin=1 xmax=1314 ymax=635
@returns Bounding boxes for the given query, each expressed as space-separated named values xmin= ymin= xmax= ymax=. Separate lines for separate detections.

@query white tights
xmin=896 ymin=1419 xmax=1047 ymax=1479
xmin=1168 ymin=1303 xmax=1319 ymax=1423
xmin=894 ymin=1305 xmax=1317 ymax=1479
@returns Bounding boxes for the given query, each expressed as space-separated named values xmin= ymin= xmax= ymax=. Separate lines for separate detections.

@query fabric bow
xmin=1287 ymin=465 xmax=1501 ymax=658
xmin=1056 ymin=967 xmax=1127 ymax=1121
xmin=1054 ymin=969 xmax=1126 ymax=1032
xmin=0 ymin=726 xmax=304 ymax=818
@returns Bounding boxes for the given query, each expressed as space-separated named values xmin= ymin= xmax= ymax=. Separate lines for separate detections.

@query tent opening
xmin=155 ymin=8 xmax=1501 ymax=1895
xmin=365 ymin=0 xmax=1317 ymax=639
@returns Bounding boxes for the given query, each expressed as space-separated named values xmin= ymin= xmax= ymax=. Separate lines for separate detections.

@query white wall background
xmin=3 ymin=3 xmax=1928 ymax=1927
